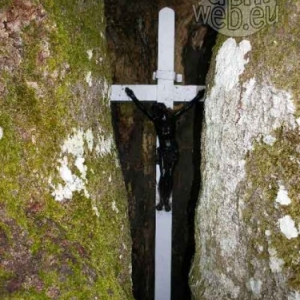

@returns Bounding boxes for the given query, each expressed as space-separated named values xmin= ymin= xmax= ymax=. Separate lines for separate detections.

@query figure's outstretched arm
xmin=125 ymin=87 xmax=154 ymax=121
xmin=173 ymin=89 xmax=205 ymax=119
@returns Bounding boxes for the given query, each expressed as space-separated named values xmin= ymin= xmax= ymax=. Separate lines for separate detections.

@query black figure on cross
xmin=125 ymin=87 xmax=205 ymax=212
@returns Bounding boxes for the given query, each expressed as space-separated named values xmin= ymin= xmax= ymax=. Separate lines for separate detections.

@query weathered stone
xmin=0 ymin=1 xmax=132 ymax=298
xmin=191 ymin=1 xmax=300 ymax=299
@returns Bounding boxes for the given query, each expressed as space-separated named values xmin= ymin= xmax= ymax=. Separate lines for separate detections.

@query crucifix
xmin=110 ymin=7 xmax=205 ymax=300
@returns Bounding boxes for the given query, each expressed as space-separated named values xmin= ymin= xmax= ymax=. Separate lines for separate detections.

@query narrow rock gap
xmin=175 ymin=22 xmax=217 ymax=300
xmin=105 ymin=2 xmax=158 ymax=299
xmin=104 ymin=2 xmax=217 ymax=299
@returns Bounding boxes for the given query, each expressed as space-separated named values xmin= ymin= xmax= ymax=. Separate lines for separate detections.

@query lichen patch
xmin=268 ymin=247 xmax=284 ymax=273
xmin=214 ymin=38 xmax=251 ymax=92
xmin=220 ymin=274 xmax=240 ymax=299
xmin=0 ymin=126 xmax=3 ymax=140
xmin=248 ymin=278 xmax=262 ymax=297
xmin=275 ymin=185 xmax=292 ymax=206
xmin=61 ymin=129 xmax=85 ymax=157
xmin=50 ymin=129 xmax=98 ymax=201
xmin=50 ymin=128 xmax=114 ymax=201
xmin=278 ymin=215 xmax=299 ymax=239
xmin=92 ymin=203 xmax=100 ymax=218
xmin=87 ymin=49 xmax=93 ymax=60
xmin=95 ymin=135 xmax=113 ymax=157
xmin=85 ymin=71 xmax=92 ymax=87
xmin=112 ymin=201 xmax=119 ymax=214
xmin=85 ymin=128 xmax=94 ymax=152
xmin=101 ymin=79 xmax=110 ymax=106
xmin=288 ymin=291 xmax=300 ymax=300
xmin=263 ymin=135 xmax=277 ymax=146
xmin=51 ymin=155 xmax=90 ymax=202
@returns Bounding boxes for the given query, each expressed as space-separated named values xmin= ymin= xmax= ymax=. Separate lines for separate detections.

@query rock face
xmin=191 ymin=1 xmax=300 ymax=299
xmin=0 ymin=1 xmax=132 ymax=298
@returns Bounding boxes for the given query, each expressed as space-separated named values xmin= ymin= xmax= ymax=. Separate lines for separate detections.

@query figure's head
xmin=151 ymin=103 xmax=169 ymax=118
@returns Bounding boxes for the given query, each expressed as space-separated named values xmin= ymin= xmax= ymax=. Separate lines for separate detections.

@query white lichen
xmin=288 ymin=291 xmax=300 ymax=300
xmin=263 ymin=135 xmax=277 ymax=146
xmin=87 ymin=49 xmax=93 ymax=60
xmin=92 ymin=205 xmax=100 ymax=218
xmin=268 ymin=247 xmax=284 ymax=273
xmin=75 ymin=157 xmax=87 ymax=179
xmin=112 ymin=200 xmax=119 ymax=213
xmin=50 ymin=128 xmax=110 ymax=202
xmin=61 ymin=129 xmax=85 ymax=157
xmin=220 ymin=274 xmax=240 ymax=299
xmin=85 ymin=128 xmax=94 ymax=152
xmin=279 ymin=215 xmax=299 ymax=239
xmin=95 ymin=135 xmax=113 ymax=157
xmin=52 ymin=155 xmax=89 ymax=202
xmin=257 ymin=245 xmax=264 ymax=253
xmin=265 ymin=230 xmax=272 ymax=237
xmin=249 ymin=278 xmax=262 ymax=297
xmin=26 ymin=80 xmax=45 ymax=98
xmin=275 ymin=185 xmax=292 ymax=206
xmin=215 ymin=38 xmax=251 ymax=91
xmin=59 ymin=157 xmax=73 ymax=183
xmin=0 ymin=126 xmax=3 ymax=140
xmin=239 ymin=78 xmax=295 ymax=151
xmin=101 ymin=79 xmax=110 ymax=106
xmin=86 ymin=71 xmax=93 ymax=87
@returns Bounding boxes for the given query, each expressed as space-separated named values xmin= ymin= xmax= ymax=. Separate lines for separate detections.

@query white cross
xmin=110 ymin=7 xmax=205 ymax=300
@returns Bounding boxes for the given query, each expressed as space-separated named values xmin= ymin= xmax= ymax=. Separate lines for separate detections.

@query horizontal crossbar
xmin=110 ymin=84 xmax=205 ymax=103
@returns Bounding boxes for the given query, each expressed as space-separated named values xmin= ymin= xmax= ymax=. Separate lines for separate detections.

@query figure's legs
xmin=161 ymin=165 xmax=175 ymax=212
xmin=158 ymin=165 xmax=175 ymax=211
xmin=156 ymin=148 xmax=178 ymax=212
xmin=158 ymin=174 xmax=170 ymax=211
xmin=161 ymin=150 xmax=178 ymax=211
xmin=156 ymin=147 xmax=164 ymax=211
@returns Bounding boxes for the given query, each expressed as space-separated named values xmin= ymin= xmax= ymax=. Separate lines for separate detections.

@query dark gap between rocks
xmin=104 ymin=1 xmax=217 ymax=299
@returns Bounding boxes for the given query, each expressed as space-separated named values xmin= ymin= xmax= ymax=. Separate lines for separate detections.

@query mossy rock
xmin=0 ymin=1 xmax=132 ymax=298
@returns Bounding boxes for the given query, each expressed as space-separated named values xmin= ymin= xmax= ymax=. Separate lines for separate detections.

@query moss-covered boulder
xmin=191 ymin=1 xmax=300 ymax=299
xmin=0 ymin=0 xmax=132 ymax=298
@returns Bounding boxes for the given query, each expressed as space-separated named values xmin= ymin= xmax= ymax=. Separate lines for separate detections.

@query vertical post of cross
xmin=154 ymin=7 xmax=175 ymax=300
xmin=110 ymin=7 xmax=205 ymax=300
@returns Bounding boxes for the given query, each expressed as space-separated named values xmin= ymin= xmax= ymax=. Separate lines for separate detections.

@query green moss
xmin=237 ymin=1 xmax=300 ymax=290
xmin=41 ymin=0 xmax=110 ymax=77
xmin=244 ymin=0 xmax=300 ymax=112
xmin=192 ymin=0 xmax=300 ymax=295
xmin=189 ymin=223 xmax=205 ymax=299
xmin=0 ymin=0 xmax=12 ymax=8
xmin=204 ymin=34 xmax=227 ymax=93
xmin=0 ymin=0 xmax=132 ymax=298
xmin=207 ymin=1 xmax=300 ymax=111
xmin=243 ymin=128 xmax=300 ymax=288
xmin=0 ymin=112 xmax=29 ymax=225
